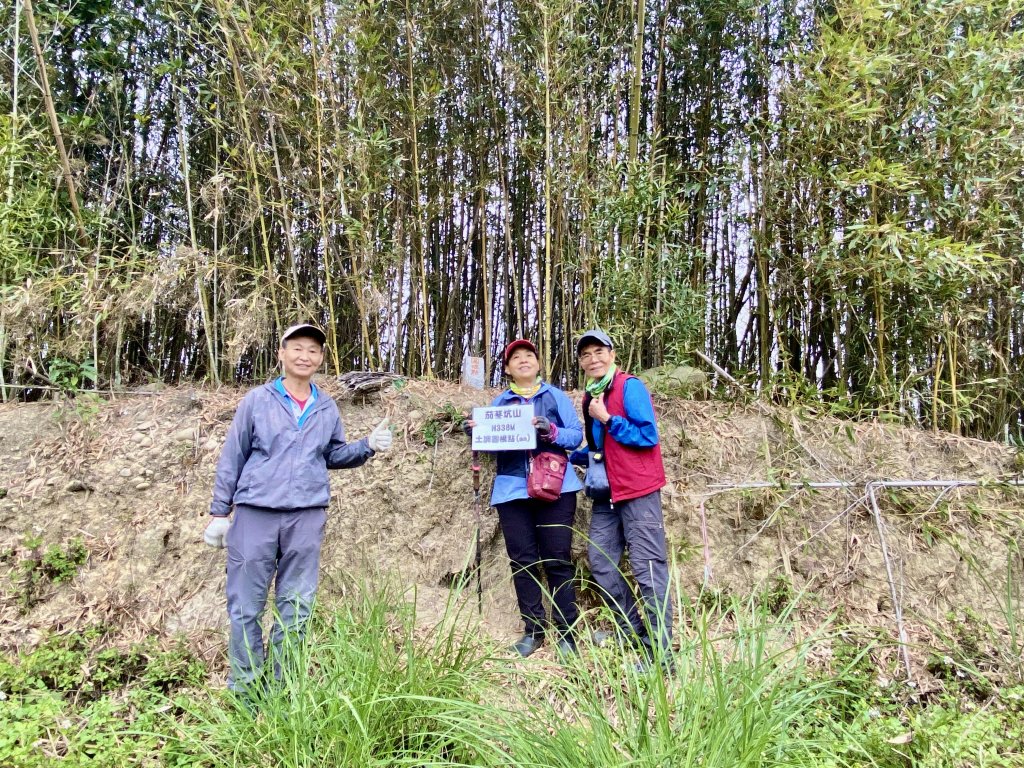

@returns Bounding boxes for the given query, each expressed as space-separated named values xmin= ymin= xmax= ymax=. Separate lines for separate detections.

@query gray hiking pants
xmin=225 ymin=505 xmax=326 ymax=690
xmin=587 ymin=490 xmax=673 ymax=653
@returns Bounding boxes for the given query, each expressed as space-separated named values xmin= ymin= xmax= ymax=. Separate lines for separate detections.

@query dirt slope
xmin=1 ymin=381 xmax=1021 ymax=684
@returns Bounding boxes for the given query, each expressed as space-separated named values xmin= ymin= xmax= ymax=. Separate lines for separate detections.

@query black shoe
xmin=511 ymin=634 xmax=544 ymax=657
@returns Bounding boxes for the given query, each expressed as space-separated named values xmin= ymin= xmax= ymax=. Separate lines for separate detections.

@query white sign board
xmin=471 ymin=406 xmax=536 ymax=451
xmin=461 ymin=356 xmax=486 ymax=390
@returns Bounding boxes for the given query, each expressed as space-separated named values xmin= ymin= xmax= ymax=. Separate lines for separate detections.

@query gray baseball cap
xmin=576 ymin=329 xmax=614 ymax=354
xmin=280 ymin=323 xmax=327 ymax=347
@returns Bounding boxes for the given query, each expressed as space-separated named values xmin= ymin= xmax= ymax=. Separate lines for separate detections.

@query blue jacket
xmin=210 ymin=381 xmax=373 ymax=515
xmin=482 ymin=383 xmax=584 ymax=506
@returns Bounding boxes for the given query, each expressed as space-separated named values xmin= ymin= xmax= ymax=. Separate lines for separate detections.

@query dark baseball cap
xmin=280 ymin=323 xmax=327 ymax=347
xmin=502 ymin=339 xmax=538 ymax=364
xmin=576 ymin=329 xmax=614 ymax=355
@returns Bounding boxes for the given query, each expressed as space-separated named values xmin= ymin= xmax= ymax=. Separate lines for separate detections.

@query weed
xmin=16 ymin=537 xmax=88 ymax=612
xmin=695 ymin=585 xmax=733 ymax=614
xmin=758 ymin=574 xmax=795 ymax=616
xmin=0 ymin=628 xmax=208 ymax=768
xmin=170 ymin=584 xmax=494 ymax=766
xmin=948 ymin=543 xmax=1024 ymax=684
xmin=671 ymin=534 xmax=697 ymax=564
xmin=3 ymin=587 xmax=1023 ymax=767
xmin=818 ymin=628 xmax=904 ymax=722
xmin=41 ymin=538 xmax=88 ymax=583
xmin=47 ymin=357 xmax=97 ymax=393
xmin=2 ymin=626 xmax=207 ymax=701
xmin=422 ymin=403 xmax=463 ymax=446
xmin=52 ymin=391 xmax=103 ymax=434
xmin=73 ymin=391 xmax=102 ymax=423
xmin=927 ymin=608 xmax=1000 ymax=700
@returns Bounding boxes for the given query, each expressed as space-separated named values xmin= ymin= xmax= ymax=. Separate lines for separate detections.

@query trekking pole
xmin=472 ymin=450 xmax=483 ymax=615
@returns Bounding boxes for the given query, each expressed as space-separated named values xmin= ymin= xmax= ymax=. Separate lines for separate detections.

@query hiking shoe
xmin=592 ymin=629 xmax=615 ymax=647
xmin=593 ymin=628 xmax=638 ymax=648
xmin=631 ymin=653 xmax=677 ymax=676
xmin=555 ymin=636 xmax=578 ymax=659
xmin=511 ymin=634 xmax=544 ymax=657
xmin=594 ymin=628 xmax=635 ymax=648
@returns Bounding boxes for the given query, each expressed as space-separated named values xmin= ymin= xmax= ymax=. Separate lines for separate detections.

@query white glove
xmin=204 ymin=516 xmax=231 ymax=548
xmin=367 ymin=418 xmax=393 ymax=453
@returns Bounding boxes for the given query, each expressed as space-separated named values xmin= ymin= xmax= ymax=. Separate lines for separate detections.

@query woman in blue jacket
xmin=468 ymin=339 xmax=584 ymax=657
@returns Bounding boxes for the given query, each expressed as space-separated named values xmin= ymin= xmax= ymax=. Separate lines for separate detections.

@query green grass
xmin=12 ymin=535 xmax=89 ymax=612
xmin=499 ymin=600 xmax=840 ymax=766
xmin=164 ymin=585 xmax=856 ymax=767
xmin=165 ymin=585 xmax=503 ymax=766
xmin=3 ymin=582 xmax=1023 ymax=767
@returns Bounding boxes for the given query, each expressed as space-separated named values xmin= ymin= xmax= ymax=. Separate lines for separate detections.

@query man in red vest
xmin=575 ymin=329 xmax=673 ymax=669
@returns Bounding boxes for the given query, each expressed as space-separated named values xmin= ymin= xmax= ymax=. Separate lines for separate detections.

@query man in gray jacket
xmin=204 ymin=323 xmax=392 ymax=692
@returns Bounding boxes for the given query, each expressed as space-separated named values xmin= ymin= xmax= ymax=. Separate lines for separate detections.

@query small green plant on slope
xmin=16 ymin=536 xmax=88 ymax=612
xmin=47 ymin=357 xmax=98 ymax=393
xmin=422 ymin=403 xmax=463 ymax=446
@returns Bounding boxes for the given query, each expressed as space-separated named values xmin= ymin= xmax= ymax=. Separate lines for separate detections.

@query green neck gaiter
xmin=585 ymin=364 xmax=617 ymax=396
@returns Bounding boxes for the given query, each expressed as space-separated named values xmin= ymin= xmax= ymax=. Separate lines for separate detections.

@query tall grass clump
xmin=167 ymin=583 xmax=505 ymax=767
xmin=167 ymin=579 xmax=858 ymax=766
xmin=496 ymin=593 xmax=844 ymax=767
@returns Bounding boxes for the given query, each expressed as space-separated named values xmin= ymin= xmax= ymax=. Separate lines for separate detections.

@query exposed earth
xmin=1 ymin=380 xmax=1022 ymax=689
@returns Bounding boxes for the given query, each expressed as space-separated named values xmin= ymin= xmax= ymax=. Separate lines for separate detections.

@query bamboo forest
xmin=1 ymin=0 xmax=1022 ymax=438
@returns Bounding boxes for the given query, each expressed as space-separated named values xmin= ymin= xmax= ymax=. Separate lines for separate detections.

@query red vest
xmin=583 ymin=370 xmax=666 ymax=502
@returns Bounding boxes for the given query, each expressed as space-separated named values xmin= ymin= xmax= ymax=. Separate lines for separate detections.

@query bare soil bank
xmin=2 ymin=380 xmax=1021 ymax=686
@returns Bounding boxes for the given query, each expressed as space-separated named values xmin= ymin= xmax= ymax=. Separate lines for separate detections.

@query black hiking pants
xmin=495 ymin=492 xmax=580 ymax=639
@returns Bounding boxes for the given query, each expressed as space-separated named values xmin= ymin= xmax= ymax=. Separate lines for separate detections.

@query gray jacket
xmin=210 ymin=382 xmax=373 ymax=516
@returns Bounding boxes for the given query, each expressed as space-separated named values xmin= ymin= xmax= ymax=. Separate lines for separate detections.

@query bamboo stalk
xmin=0 ymin=324 xmax=8 ymax=402
xmin=317 ymin=5 xmax=375 ymax=370
xmin=404 ymin=0 xmax=433 ymax=377
xmin=479 ymin=180 xmax=492 ymax=375
xmin=541 ymin=1 xmax=554 ymax=374
xmin=627 ymin=0 xmax=645 ymax=164
xmin=474 ymin=0 xmax=492 ymax=376
xmin=175 ymin=72 xmax=220 ymax=385
xmin=932 ymin=345 xmax=944 ymax=434
xmin=496 ymin=144 xmax=523 ymax=340
xmin=1 ymin=1 xmax=19 ymax=401
xmin=23 ymin=0 xmax=88 ymax=244
xmin=267 ymin=114 xmax=302 ymax=302
xmin=308 ymin=12 xmax=342 ymax=376
xmin=212 ymin=95 xmax=223 ymax=383
xmin=5 ymin=0 xmax=20 ymax=211
xmin=214 ymin=0 xmax=281 ymax=338
xmin=948 ymin=323 xmax=960 ymax=435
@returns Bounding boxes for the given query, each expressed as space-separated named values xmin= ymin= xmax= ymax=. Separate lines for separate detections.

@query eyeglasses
xmin=578 ymin=349 xmax=611 ymax=362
